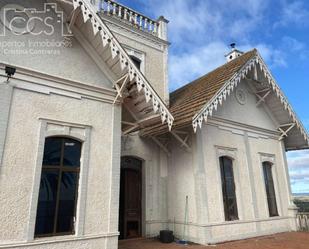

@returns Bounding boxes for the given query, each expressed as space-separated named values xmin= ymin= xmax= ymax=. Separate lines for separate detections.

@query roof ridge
xmin=171 ymin=49 xmax=257 ymax=96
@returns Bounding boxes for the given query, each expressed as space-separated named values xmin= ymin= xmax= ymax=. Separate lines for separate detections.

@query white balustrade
xmin=99 ymin=0 xmax=161 ymax=38
xmin=297 ymin=212 xmax=309 ymax=231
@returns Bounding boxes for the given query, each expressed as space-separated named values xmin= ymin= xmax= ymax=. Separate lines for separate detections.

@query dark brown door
xmin=119 ymin=157 xmax=142 ymax=240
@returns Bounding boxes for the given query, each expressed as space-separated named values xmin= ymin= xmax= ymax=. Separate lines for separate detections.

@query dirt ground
xmin=118 ymin=232 xmax=309 ymax=249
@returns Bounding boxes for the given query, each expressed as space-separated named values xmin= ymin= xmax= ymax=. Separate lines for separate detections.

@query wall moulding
xmin=102 ymin=18 xmax=167 ymax=52
xmin=0 ymin=63 xmax=117 ymax=104
xmin=207 ymin=117 xmax=280 ymax=140
xmin=27 ymin=118 xmax=92 ymax=241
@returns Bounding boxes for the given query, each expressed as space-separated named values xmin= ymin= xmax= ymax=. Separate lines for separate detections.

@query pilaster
xmin=243 ymin=132 xmax=261 ymax=232
xmin=0 ymin=82 xmax=13 ymax=170
xmin=157 ymin=16 xmax=169 ymax=41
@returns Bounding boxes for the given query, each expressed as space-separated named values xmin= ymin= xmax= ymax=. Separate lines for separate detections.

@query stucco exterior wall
xmin=104 ymin=20 xmax=169 ymax=103
xmin=0 ymin=85 xmax=121 ymax=248
xmin=165 ymin=80 xmax=296 ymax=244
xmin=0 ymin=0 xmax=112 ymax=89
xmin=0 ymin=1 xmax=122 ymax=245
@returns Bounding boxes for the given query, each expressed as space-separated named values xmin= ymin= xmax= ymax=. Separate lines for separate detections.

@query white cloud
xmin=168 ymin=42 xmax=227 ymax=91
xmin=275 ymin=1 xmax=309 ymax=28
xmin=136 ymin=0 xmax=292 ymax=88
xmin=250 ymin=44 xmax=287 ymax=68
xmin=147 ymin=0 xmax=268 ymax=44
xmin=288 ymin=150 xmax=309 ymax=169
xmin=168 ymin=42 xmax=287 ymax=91
xmin=287 ymin=150 xmax=309 ymax=192
xmin=120 ymin=0 xmax=307 ymax=88
xmin=282 ymin=36 xmax=305 ymax=52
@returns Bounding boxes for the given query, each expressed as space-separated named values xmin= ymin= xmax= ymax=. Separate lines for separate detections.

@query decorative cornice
xmin=192 ymin=51 xmax=309 ymax=145
xmin=0 ymin=63 xmax=117 ymax=104
xmin=72 ymin=0 xmax=174 ymax=130
xmin=100 ymin=14 xmax=169 ymax=50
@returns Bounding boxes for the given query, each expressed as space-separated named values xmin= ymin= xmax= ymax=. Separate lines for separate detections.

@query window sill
xmin=34 ymin=234 xmax=77 ymax=243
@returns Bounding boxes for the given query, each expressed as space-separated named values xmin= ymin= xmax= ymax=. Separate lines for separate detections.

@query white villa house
xmin=0 ymin=0 xmax=308 ymax=248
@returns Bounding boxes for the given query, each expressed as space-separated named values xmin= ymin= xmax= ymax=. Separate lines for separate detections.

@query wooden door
xmin=119 ymin=157 xmax=142 ymax=240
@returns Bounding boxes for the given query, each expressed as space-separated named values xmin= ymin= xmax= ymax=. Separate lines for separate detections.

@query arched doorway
xmin=119 ymin=156 xmax=142 ymax=240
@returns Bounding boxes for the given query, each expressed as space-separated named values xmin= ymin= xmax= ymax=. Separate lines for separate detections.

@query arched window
xmin=35 ymin=137 xmax=81 ymax=237
xmin=262 ymin=162 xmax=278 ymax=217
xmin=219 ymin=156 xmax=239 ymax=221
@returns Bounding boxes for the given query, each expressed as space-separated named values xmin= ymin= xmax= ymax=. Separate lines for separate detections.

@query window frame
xmin=35 ymin=137 xmax=82 ymax=238
xmin=262 ymin=161 xmax=279 ymax=217
xmin=27 ymin=119 xmax=92 ymax=242
xmin=124 ymin=45 xmax=145 ymax=74
xmin=129 ymin=55 xmax=142 ymax=71
xmin=219 ymin=156 xmax=239 ymax=221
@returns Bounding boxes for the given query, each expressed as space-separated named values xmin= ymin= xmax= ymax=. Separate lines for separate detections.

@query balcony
xmin=92 ymin=0 xmax=168 ymax=40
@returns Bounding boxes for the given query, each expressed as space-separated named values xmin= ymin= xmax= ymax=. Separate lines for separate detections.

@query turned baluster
xmin=129 ymin=11 xmax=133 ymax=23
xmin=153 ymin=22 xmax=158 ymax=34
xmin=139 ymin=16 xmax=143 ymax=29
xmin=144 ymin=18 xmax=148 ymax=30
xmin=124 ymin=8 xmax=128 ymax=20
xmin=113 ymin=3 xmax=117 ymax=16
xmin=149 ymin=20 xmax=153 ymax=32
xmin=118 ymin=6 xmax=122 ymax=18
xmin=107 ymin=1 xmax=111 ymax=14
xmin=134 ymin=13 xmax=138 ymax=25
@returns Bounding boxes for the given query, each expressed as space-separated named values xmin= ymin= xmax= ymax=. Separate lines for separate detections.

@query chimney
xmin=225 ymin=43 xmax=244 ymax=62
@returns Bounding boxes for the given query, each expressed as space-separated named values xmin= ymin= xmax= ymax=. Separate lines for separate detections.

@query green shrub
xmin=294 ymin=199 xmax=309 ymax=212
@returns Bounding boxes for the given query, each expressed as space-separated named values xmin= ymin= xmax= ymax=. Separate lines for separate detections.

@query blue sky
xmin=117 ymin=0 xmax=309 ymax=193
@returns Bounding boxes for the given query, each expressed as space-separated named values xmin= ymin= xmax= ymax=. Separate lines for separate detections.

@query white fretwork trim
xmin=171 ymin=131 xmax=191 ymax=152
xmin=151 ymin=136 xmax=171 ymax=155
xmin=113 ymin=73 xmax=129 ymax=104
xmin=255 ymin=88 xmax=271 ymax=107
xmin=192 ymin=52 xmax=309 ymax=145
xmin=71 ymin=0 xmax=174 ymax=130
xmin=278 ymin=123 xmax=296 ymax=141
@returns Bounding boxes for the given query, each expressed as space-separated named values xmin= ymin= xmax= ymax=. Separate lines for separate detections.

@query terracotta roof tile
xmin=141 ymin=49 xmax=257 ymax=136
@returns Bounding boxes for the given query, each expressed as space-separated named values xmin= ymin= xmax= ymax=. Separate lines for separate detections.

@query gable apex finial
xmin=225 ymin=43 xmax=243 ymax=62
xmin=230 ymin=43 xmax=236 ymax=49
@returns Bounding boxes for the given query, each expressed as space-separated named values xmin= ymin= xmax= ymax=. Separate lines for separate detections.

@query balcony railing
xmin=97 ymin=0 xmax=160 ymax=38
xmin=297 ymin=212 xmax=309 ymax=231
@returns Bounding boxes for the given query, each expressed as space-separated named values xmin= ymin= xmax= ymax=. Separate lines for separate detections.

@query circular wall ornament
xmin=235 ymin=88 xmax=247 ymax=105
xmin=0 ymin=4 xmax=35 ymax=35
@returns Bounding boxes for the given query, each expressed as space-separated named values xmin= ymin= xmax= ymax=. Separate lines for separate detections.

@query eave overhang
xmin=57 ymin=0 xmax=174 ymax=131
xmin=192 ymin=51 xmax=309 ymax=151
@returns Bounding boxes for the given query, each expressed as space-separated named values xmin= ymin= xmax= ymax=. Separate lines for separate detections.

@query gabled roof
xmin=142 ymin=49 xmax=309 ymax=150
xmin=59 ymin=0 xmax=174 ymax=130
xmin=142 ymin=49 xmax=256 ymax=135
